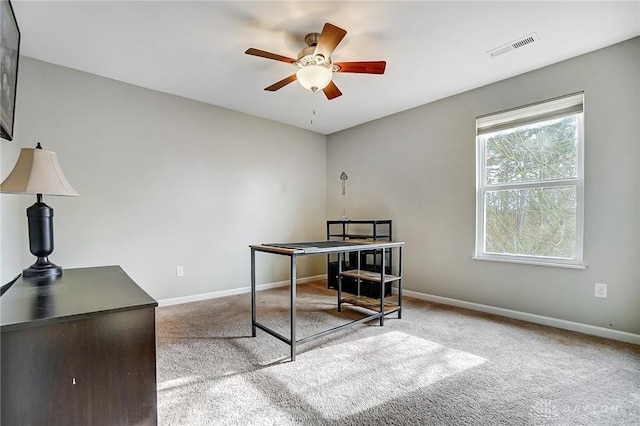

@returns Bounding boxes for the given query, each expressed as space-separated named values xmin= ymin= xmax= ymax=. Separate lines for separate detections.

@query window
xmin=475 ymin=92 xmax=585 ymax=268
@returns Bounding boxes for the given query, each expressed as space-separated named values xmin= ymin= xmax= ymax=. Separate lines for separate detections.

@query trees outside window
xmin=475 ymin=93 xmax=584 ymax=267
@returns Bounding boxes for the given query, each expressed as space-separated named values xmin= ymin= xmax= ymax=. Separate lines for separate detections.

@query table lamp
xmin=1 ymin=143 xmax=78 ymax=279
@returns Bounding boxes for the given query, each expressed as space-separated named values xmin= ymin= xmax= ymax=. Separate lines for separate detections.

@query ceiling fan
xmin=245 ymin=23 xmax=386 ymax=100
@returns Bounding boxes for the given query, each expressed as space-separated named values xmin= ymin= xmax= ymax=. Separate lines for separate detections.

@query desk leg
xmin=398 ymin=246 xmax=403 ymax=319
xmin=290 ymin=255 xmax=297 ymax=362
xmin=251 ymin=248 xmax=256 ymax=337
xmin=380 ymin=248 xmax=385 ymax=326
xmin=337 ymin=252 xmax=343 ymax=313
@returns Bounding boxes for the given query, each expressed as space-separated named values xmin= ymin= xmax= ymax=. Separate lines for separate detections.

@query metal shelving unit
xmin=326 ymin=220 xmax=393 ymax=298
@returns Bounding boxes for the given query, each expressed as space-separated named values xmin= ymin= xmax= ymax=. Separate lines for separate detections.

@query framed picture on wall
xmin=1 ymin=0 xmax=20 ymax=141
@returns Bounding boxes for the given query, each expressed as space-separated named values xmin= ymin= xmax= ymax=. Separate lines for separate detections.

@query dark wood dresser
xmin=1 ymin=265 xmax=158 ymax=425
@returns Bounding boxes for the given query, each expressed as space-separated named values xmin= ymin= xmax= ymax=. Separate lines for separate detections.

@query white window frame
xmin=474 ymin=92 xmax=585 ymax=269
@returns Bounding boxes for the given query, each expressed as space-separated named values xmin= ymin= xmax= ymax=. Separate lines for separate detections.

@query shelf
xmin=326 ymin=219 xmax=393 ymax=297
xmin=327 ymin=220 xmax=392 ymax=225
xmin=341 ymin=269 xmax=401 ymax=283
xmin=341 ymin=294 xmax=400 ymax=314
xmin=328 ymin=235 xmax=391 ymax=240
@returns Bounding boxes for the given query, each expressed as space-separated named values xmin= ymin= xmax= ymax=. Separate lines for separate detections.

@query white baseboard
xmin=403 ymin=289 xmax=640 ymax=345
xmin=158 ymin=276 xmax=639 ymax=345
xmin=157 ymin=274 xmax=326 ymax=307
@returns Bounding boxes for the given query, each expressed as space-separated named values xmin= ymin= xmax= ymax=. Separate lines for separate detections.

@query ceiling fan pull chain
xmin=311 ymin=91 xmax=317 ymax=125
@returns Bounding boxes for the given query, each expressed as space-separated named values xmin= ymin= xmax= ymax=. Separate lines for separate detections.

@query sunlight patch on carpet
xmin=264 ymin=331 xmax=487 ymax=420
xmin=158 ymin=373 xmax=297 ymax=425
xmin=157 ymin=375 xmax=201 ymax=392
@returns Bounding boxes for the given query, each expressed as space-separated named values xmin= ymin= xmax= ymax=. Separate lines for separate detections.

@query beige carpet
xmin=156 ymin=281 xmax=640 ymax=425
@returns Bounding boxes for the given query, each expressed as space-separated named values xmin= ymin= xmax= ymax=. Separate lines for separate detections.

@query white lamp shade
xmin=296 ymin=65 xmax=333 ymax=92
xmin=0 ymin=147 xmax=79 ymax=196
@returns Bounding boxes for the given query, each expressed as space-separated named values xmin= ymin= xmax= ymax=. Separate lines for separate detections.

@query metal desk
xmin=250 ymin=240 xmax=404 ymax=361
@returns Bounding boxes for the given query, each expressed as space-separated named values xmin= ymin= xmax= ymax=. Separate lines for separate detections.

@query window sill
xmin=472 ymin=256 xmax=587 ymax=270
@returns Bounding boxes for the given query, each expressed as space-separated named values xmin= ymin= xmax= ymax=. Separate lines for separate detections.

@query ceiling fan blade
xmin=323 ymin=80 xmax=342 ymax=100
xmin=314 ymin=23 xmax=347 ymax=61
xmin=334 ymin=61 xmax=386 ymax=74
xmin=264 ymin=74 xmax=297 ymax=91
xmin=245 ymin=48 xmax=297 ymax=65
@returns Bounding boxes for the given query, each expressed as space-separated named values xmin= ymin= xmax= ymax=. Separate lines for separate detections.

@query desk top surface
xmin=1 ymin=265 xmax=157 ymax=331
xmin=251 ymin=239 xmax=404 ymax=255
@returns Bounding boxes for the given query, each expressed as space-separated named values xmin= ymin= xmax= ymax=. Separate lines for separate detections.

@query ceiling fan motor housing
xmin=298 ymin=33 xmax=330 ymax=67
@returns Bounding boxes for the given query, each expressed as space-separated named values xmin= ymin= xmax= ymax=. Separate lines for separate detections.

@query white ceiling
xmin=11 ymin=1 xmax=640 ymax=135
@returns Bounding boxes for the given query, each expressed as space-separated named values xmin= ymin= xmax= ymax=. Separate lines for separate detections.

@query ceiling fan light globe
xmin=296 ymin=65 xmax=332 ymax=92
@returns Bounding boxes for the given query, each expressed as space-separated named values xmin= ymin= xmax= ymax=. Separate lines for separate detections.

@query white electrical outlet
xmin=595 ymin=283 xmax=607 ymax=298
xmin=176 ymin=266 xmax=184 ymax=277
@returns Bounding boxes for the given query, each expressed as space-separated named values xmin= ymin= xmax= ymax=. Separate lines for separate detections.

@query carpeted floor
xmin=156 ymin=281 xmax=640 ymax=425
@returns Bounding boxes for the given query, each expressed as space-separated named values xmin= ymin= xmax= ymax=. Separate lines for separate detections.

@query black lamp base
xmin=23 ymin=196 xmax=63 ymax=281
xmin=23 ymin=257 xmax=62 ymax=280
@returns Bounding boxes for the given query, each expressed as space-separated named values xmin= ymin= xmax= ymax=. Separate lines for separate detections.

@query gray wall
xmin=327 ymin=38 xmax=640 ymax=334
xmin=3 ymin=39 xmax=638 ymax=335
xmin=1 ymin=57 xmax=327 ymax=300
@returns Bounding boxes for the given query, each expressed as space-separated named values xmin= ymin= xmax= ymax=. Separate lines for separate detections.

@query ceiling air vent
xmin=488 ymin=33 xmax=539 ymax=58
